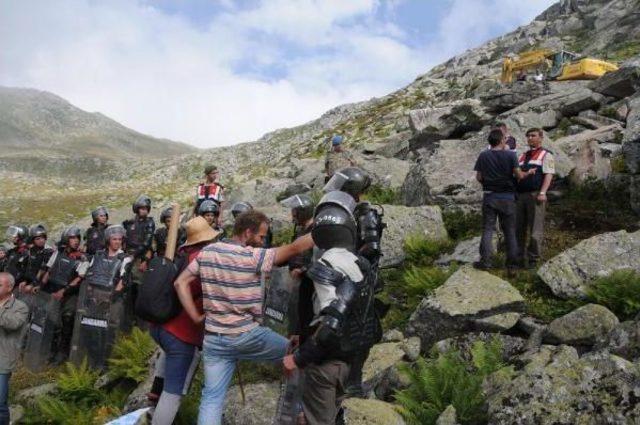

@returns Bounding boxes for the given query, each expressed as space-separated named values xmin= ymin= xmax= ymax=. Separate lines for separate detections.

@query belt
xmin=205 ymin=330 xmax=243 ymax=338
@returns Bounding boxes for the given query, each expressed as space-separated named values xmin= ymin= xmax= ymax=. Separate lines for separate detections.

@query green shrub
xmin=57 ymin=359 xmax=102 ymax=405
xmin=363 ymin=184 xmax=400 ymax=205
xmin=442 ymin=209 xmax=481 ymax=242
xmin=271 ymin=226 xmax=295 ymax=247
xmin=403 ymin=265 xmax=455 ymax=299
xmin=587 ymin=269 xmax=640 ymax=320
xmin=108 ymin=327 xmax=157 ymax=383
xmin=403 ymin=233 xmax=454 ymax=266
xmin=396 ymin=338 xmax=507 ymax=425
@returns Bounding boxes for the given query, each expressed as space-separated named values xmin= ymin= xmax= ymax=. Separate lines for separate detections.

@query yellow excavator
xmin=501 ymin=49 xmax=618 ymax=84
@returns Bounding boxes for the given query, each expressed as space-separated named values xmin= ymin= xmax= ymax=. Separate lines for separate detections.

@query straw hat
xmin=183 ymin=216 xmax=220 ymax=247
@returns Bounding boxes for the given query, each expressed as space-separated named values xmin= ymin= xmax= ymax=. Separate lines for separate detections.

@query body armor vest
xmin=154 ymin=227 xmax=186 ymax=257
xmin=517 ymin=148 xmax=552 ymax=193
xmin=5 ymin=244 xmax=29 ymax=282
xmin=85 ymin=250 xmax=125 ymax=288
xmin=196 ymin=183 xmax=224 ymax=209
xmin=124 ymin=217 xmax=155 ymax=251
xmin=48 ymin=250 xmax=81 ymax=289
xmin=24 ymin=246 xmax=53 ymax=283
xmin=354 ymin=202 xmax=385 ymax=263
xmin=85 ymin=224 xmax=108 ymax=256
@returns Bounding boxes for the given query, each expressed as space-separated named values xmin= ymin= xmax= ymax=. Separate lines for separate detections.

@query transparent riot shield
xmin=69 ymin=282 xmax=130 ymax=370
xmin=23 ymin=291 xmax=60 ymax=372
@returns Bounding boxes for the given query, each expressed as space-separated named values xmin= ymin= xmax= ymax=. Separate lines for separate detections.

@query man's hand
xmin=115 ymin=279 xmax=124 ymax=292
xmin=191 ymin=313 xmax=205 ymax=325
xmin=283 ymin=354 xmax=298 ymax=376
xmin=18 ymin=281 xmax=27 ymax=293
xmin=52 ymin=289 xmax=65 ymax=301
xmin=289 ymin=335 xmax=300 ymax=350
xmin=536 ymin=192 xmax=547 ymax=202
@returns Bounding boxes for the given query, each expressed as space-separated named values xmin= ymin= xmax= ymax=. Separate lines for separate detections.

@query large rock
xmin=435 ymin=236 xmax=496 ymax=266
xmin=435 ymin=405 xmax=459 ymax=425
xmin=544 ymin=304 xmax=619 ymax=346
xmin=407 ymin=99 xmax=490 ymax=143
xmin=477 ymin=80 xmax=555 ymax=113
xmin=341 ymin=398 xmax=405 ymax=425
xmin=623 ymin=95 xmax=640 ymax=174
xmin=589 ymin=66 xmax=640 ymax=99
xmin=359 ymin=156 xmax=412 ymax=188
xmin=538 ymin=230 xmax=640 ymax=299
xmin=406 ymin=266 xmax=525 ymax=352
xmin=15 ymin=383 xmax=57 ymax=404
xmin=362 ymin=341 xmax=410 ymax=400
xmin=380 ymin=205 xmax=448 ymax=267
xmin=500 ymin=87 xmax=605 ymax=122
xmin=595 ymin=319 xmax=640 ymax=361
xmin=222 ymin=381 xmax=281 ymax=425
xmin=484 ymin=345 xmax=640 ymax=424
xmin=433 ymin=332 xmax=527 ymax=365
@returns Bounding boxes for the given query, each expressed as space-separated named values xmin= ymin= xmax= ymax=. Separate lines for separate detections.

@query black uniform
xmin=5 ymin=243 xmax=29 ymax=284
xmin=153 ymin=226 xmax=187 ymax=258
xmin=123 ymin=217 xmax=155 ymax=260
xmin=85 ymin=223 xmax=109 ymax=257
xmin=23 ymin=245 xmax=54 ymax=286
xmin=289 ymin=223 xmax=314 ymax=342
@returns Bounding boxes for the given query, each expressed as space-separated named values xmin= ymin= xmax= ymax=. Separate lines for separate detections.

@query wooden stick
xmin=164 ymin=203 xmax=181 ymax=261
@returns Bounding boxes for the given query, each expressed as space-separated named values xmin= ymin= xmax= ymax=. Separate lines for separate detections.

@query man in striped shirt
xmin=174 ymin=210 xmax=313 ymax=425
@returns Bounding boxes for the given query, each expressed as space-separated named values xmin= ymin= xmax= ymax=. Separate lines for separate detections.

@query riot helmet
xmin=198 ymin=200 xmax=220 ymax=216
xmin=280 ymin=194 xmax=315 ymax=225
xmin=6 ymin=225 xmax=28 ymax=242
xmin=231 ymin=201 xmax=253 ymax=219
xmin=29 ymin=224 xmax=48 ymax=239
xmin=104 ymin=225 xmax=125 ymax=241
xmin=61 ymin=226 xmax=82 ymax=245
xmin=91 ymin=206 xmax=109 ymax=222
xmin=323 ymin=167 xmax=371 ymax=199
xmin=160 ymin=207 xmax=174 ymax=225
xmin=132 ymin=195 xmax=152 ymax=214
xmin=311 ymin=191 xmax=358 ymax=250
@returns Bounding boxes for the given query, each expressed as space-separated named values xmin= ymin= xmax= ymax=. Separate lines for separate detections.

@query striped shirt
xmin=187 ymin=239 xmax=275 ymax=334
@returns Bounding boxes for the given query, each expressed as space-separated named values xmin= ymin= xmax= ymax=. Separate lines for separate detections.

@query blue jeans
xmin=149 ymin=326 xmax=200 ymax=395
xmin=0 ymin=373 xmax=10 ymax=425
xmin=198 ymin=326 xmax=289 ymax=425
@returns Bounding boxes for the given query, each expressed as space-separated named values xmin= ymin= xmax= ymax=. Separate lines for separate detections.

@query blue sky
xmin=0 ymin=0 xmax=556 ymax=148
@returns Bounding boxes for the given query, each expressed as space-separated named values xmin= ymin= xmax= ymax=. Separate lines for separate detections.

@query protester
xmin=150 ymin=217 xmax=219 ymax=425
xmin=0 ymin=272 xmax=29 ymax=425
xmin=473 ymin=129 xmax=533 ymax=271
xmin=516 ymin=128 xmax=555 ymax=269
xmin=174 ymin=210 xmax=313 ymax=425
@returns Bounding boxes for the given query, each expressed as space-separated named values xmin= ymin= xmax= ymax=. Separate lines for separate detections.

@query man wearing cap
xmin=195 ymin=165 xmax=225 ymax=225
xmin=174 ymin=210 xmax=314 ymax=425
xmin=325 ymin=135 xmax=356 ymax=182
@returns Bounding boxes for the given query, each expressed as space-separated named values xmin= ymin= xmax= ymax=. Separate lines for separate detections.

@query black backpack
xmin=135 ymin=254 xmax=185 ymax=323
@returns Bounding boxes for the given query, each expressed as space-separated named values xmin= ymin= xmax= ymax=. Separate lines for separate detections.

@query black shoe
xmin=472 ymin=261 xmax=491 ymax=271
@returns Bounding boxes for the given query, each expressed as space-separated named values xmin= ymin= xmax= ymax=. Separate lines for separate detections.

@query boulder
xmin=477 ymin=80 xmax=555 ymax=113
xmin=538 ymin=229 xmax=640 ymax=299
xmin=484 ymin=345 xmax=640 ymax=424
xmin=341 ymin=398 xmax=406 ymax=425
xmin=291 ymin=158 xmax=325 ymax=189
xmin=9 ymin=405 xmax=24 ymax=424
xmin=369 ymin=131 xmax=412 ymax=158
xmin=544 ymin=304 xmax=619 ymax=346
xmin=359 ymin=156 xmax=412 ymax=188
xmin=408 ymin=100 xmax=490 ymax=142
xmin=15 ymin=382 xmax=57 ymax=404
xmin=380 ymin=205 xmax=448 ymax=267
xmin=594 ymin=319 xmax=640 ymax=361
xmin=382 ymin=329 xmax=405 ymax=343
xmin=402 ymin=337 xmax=422 ymax=362
xmin=222 ymin=381 xmax=280 ymax=425
xmin=572 ymin=110 xmax=624 ymax=130
xmin=500 ymin=87 xmax=605 ymax=122
xmin=623 ymin=95 xmax=640 ymax=174
xmin=568 ymin=139 xmax=612 ymax=184
xmin=363 ymin=341 xmax=412 ymax=400
xmin=406 ymin=266 xmax=525 ymax=352
xmin=589 ymin=66 xmax=640 ymax=99
xmin=435 ymin=405 xmax=459 ymax=425
xmin=228 ymin=177 xmax=293 ymax=208
xmin=435 ymin=236 xmax=494 ymax=266
xmin=275 ymin=183 xmax=311 ymax=201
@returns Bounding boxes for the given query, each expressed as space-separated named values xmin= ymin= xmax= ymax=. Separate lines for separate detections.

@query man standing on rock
xmin=474 ymin=129 xmax=533 ymax=271
xmin=0 ymin=272 xmax=29 ymax=425
xmin=173 ymin=210 xmax=313 ymax=425
xmin=516 ymin=128 xmax=555 ymax=269
xmin=325 ymin=135 xmax=356 ymax=181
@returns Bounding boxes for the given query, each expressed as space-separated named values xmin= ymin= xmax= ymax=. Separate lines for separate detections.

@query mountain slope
xmin=0 ymin=86 xmax=197 ymax=160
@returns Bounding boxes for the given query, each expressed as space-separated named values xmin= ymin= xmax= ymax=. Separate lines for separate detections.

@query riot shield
xmin=273 ymin=368 xmax=304 ymax=425
xmin=69 ymin=282 xmax=130 ymax=370
xmin=23 ymin=291 xmax=60 ymax=372
xmin=263 ymin=267 xmax=299 ymax=336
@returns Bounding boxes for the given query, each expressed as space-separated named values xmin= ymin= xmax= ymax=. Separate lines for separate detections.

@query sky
xmin=0 ymin=0 xmax=557 ymax=148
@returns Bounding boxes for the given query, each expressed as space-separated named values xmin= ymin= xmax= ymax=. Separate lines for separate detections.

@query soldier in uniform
xmin=323 ymin=166 xmax=386 ymax=396
xmin=84 ymin=206 xmax=110 ymax=257
xmin=324 ymin=135 xmax=356 ymax=182
xmin=40 ymin=226 xmax=87 ymax=364
xmin=283 ymin=191 xmax=382 ymax=425
xmin=17 ymin=224 xmax=54 ymax=295
xmin=123 ymin=195 xmax=155 ymax=283
xmin=194 ymin=165 xmax=225 ymax=224
xmin=154 ymin=206 xmax=187 ymax=258
xmin=4 ymin=225 xmax=29 ymax=287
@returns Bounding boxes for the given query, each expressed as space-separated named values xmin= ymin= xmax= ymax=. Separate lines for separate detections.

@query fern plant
xmin=108 ymin=327 xmax=157 ymax=383
xmin=586 ymin=269 xmax=640 ymax=320
xmin=403 ymin=265 xmax=455 ymax=299
xmin=57 ymin=359 xmax=102 ymax=405
xmin=403 ymin=233 xmax=453 ymax=266
xmin=36 ymin=397 xmax=97 ymax=425
xmin=396 ymin=338 xmax=506 ymax=425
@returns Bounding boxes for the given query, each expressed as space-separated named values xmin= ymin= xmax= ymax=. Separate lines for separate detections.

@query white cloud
xmin=0 ymin=0 xmax=556 ymax=148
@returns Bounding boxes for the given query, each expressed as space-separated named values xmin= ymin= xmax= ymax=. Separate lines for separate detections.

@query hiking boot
xmin=472 ymin=261 xmax=491 ymax=271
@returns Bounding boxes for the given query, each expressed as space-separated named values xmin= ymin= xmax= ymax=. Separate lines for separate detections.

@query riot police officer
xmin=198 ymin=200 xmax=222 ymax=230
xmin=230 ymin=201 xmax=253 ymax=219
xmin=41 ymin=226 xmax=87 ymax=364
xmin=0 ymin=246 xmax=7 ymax=271
xmin=4 ymin=225 xmax=29 ymax=285
xmin=18 ymin=224 xmax=54 ymax=295
xmin=85 ymin=206 xmax=110 ymax=257
xmin=123 ymin=195 xmax=155 ymax=280
xmin=154 ymin=206 xmax=187 ymax=258
xmin=283 ymin=191 xmax=382 ymax=425
xmin=323 ymin=166 xmax=386 ymax=396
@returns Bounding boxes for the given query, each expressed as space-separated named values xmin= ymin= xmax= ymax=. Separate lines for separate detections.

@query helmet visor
xmin=6 ymin=226 xmax=21 ymax=239
xmin=317 ymin=191 xmax=357 ymax=216
xmin=280 ymin=195 xmax=306 ymax=209
xmin=322 ymin=171 xmax=349 ymax=193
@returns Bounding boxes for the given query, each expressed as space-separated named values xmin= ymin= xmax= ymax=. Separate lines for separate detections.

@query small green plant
xmin=403 ymin=234 xmax=453 ymax=266
xmin=442 ymin=208 xmax=482 ymax=242
xmin=587 ymin=269 xmax=640 ymax=320
xmin=363 ymin=184 xmax=400 ymax=205
xmin=56 ymin=359 xmax=103 ymax=405
xmin=271 ymin=226 xmax=295 ymax=247
xmin=108 ymin=327 xmax=157 ymax=383
xmin=403 ymin=265 xmax=455 ymax=299
xmin=395 ymin=338 xmax=507 ymax=425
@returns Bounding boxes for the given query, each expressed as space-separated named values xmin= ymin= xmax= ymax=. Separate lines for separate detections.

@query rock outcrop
xmin=341 ymin=398 xmax=406 ymax=425
xmin=222 ymin=382 xmax=281 ymax=425
xmin=543 ymin=304 xmax=619 ymax=346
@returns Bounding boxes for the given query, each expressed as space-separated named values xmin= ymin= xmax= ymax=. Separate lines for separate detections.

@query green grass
xmin=363 ymin=184 xmax=401 ymax=205
xmin=587 ymin=269 xmax=640 ymax=321
xmin=442 ymin=208 xmax=482 ymax=242
xmin=404 ymin=233 xmax=454 ymax=266
xmin=396 ymin=338 xmax=510 ymax=425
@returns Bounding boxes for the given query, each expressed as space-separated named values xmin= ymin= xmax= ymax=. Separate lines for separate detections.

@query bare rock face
xmin=595 ymin=319 xmax=640 ymax=361
xmin=341 ymin=398 xmax=406 ymax=425
xmin=623 ymin=95 xmax=640 ymax=174
xmin=407 ymin=99 xmax=490 ymax=144
xmin=222 ymin=382 xmax=281 ymax=425
xmin=590 ymin=66 xmax=640 ymax=99
xmin=406 ymin=266 xmax=525 ymax=352
xmin=543 ymin=304 xmax=619 ymax=346
xmin=538 ymin=229 xmax=640 ymax=299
